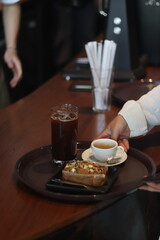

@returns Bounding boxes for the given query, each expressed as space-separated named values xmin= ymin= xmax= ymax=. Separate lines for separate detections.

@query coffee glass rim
xmin=51 ymin=103 xmax=78 ymax=111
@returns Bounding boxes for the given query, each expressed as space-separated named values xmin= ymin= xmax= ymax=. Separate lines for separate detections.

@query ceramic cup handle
xmin=115 ymin=146 xmax=124 ymax=158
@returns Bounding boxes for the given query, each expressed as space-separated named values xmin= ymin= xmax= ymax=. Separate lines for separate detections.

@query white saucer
xmin=81 ymin=148 xmax=127 ymax=167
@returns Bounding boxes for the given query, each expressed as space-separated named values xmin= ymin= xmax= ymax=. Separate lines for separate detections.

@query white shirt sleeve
xmin=1 ymin=0 xmax=20 ymax=4
xmin=118 ymin=85 xmax=160 ymax=137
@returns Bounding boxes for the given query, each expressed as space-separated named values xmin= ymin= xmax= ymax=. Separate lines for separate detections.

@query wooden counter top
xmin=0 ymin=70 xmax=120 ymax=240
xmin=0 ymin=65 xmax=160 ymax=239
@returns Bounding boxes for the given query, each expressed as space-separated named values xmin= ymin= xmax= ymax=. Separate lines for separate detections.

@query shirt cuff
xmin=118 ymin=100 xmax=148 ymax=137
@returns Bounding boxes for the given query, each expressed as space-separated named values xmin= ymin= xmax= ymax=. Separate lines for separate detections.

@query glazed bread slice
xmin=62 ymin=160 xmax=108 ymax=187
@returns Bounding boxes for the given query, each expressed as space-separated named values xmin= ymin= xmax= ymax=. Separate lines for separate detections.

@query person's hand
xmin=4 ymin=48 xmax=22 ymax=88
xmin=96 ymin=115 xmax=130 ymax=152
xmin=139 ymin=182 xmax=160 ymax=192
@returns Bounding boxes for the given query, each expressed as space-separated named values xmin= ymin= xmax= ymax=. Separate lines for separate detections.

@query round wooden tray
xmin=14 ymin=141 xmax=156 ymax=203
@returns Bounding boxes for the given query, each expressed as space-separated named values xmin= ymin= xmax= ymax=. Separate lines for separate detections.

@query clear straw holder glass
xmin=92 ymin=87 xmax=112 ymax=113
xmin=91 ymin=68 xmax=113 ymax=113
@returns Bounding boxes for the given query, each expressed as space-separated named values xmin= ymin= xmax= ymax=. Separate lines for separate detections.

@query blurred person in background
xmin=0 ymin=0 xmax=22 ymax=109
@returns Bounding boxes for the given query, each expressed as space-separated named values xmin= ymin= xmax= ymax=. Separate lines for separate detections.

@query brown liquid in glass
xmin=51 ymin=113 xmax=78 ymax=161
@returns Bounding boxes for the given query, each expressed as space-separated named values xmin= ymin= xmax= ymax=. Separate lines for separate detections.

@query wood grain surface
xmin=0 ymin=66 xmax=160 ymax=239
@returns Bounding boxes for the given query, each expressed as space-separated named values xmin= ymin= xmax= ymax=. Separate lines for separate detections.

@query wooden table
xmin=1 ymin=66 xmax=160 ymax=240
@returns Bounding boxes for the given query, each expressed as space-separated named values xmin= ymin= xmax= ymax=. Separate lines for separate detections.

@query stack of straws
xmin=85 ymin=40 xmax=117 ymax=88
xmin=85 ymin=40 xmax=117 ymax=111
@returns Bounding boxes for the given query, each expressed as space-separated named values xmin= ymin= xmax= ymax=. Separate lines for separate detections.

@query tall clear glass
xmin=51 ymin=104 xmax=78 ymax=164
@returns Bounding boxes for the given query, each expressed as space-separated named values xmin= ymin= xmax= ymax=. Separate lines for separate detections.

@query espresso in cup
xmin=93 ymin=142 xmax=115 ymax=149
xmin=91 ymin=138 xmax=124 ymax=162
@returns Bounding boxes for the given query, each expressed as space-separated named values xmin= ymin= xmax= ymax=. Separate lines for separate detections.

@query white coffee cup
xmin=91 ymin=138 xmax=124 ymax=162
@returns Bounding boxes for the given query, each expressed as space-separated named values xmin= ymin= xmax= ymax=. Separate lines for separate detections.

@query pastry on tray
xmin=62 ymin=160 xmax=108 ymax=187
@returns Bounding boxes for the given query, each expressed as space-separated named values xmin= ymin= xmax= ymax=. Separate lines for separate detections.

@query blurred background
xmin=0 ymin=0 xmax=160 ymax=105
